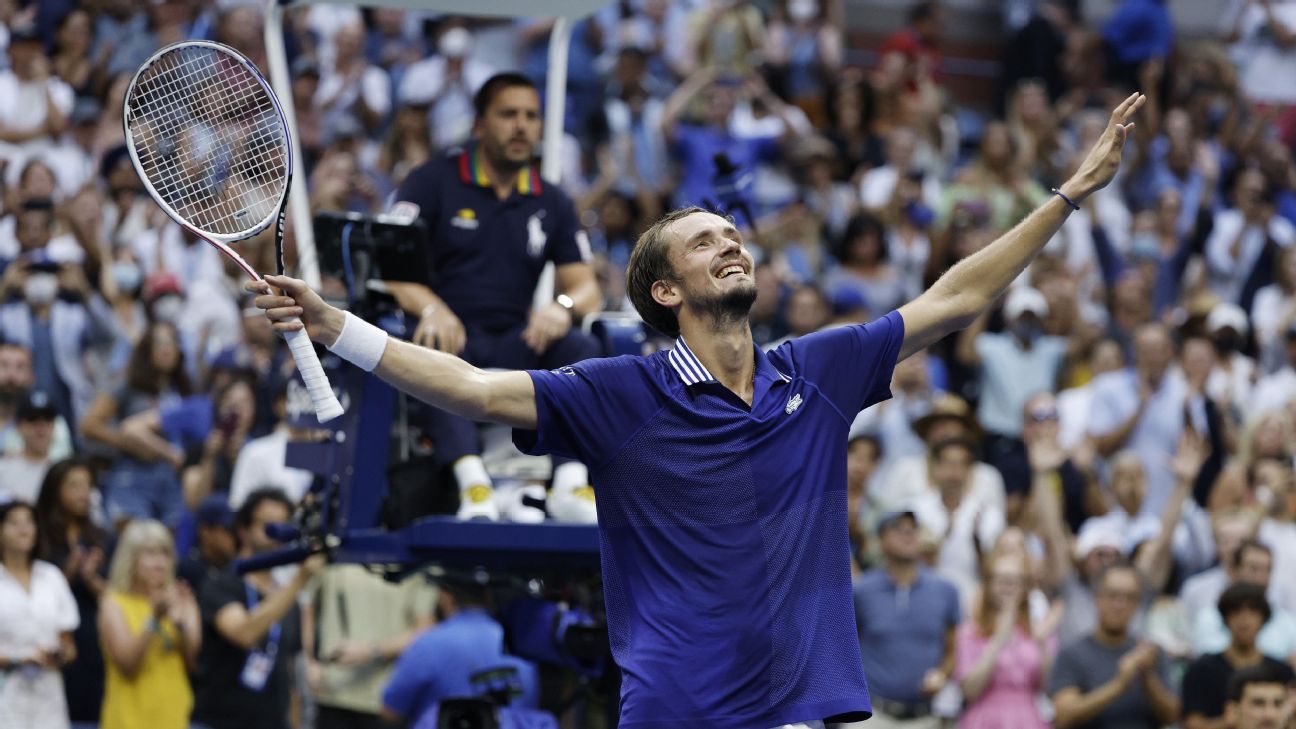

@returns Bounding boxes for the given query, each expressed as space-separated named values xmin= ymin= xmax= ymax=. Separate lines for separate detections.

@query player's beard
xmin=687 ymin=279 xmax=758 ymax=332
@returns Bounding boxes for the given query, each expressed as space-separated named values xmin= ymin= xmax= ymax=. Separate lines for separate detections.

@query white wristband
xmin=327 ymin=311 xmax=388 ymax=372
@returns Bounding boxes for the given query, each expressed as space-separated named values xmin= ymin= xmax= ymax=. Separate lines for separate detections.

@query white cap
xmin=1003 ymin=286 xmax=1049 ymax=321
xmin=439 ymin=27 xmax=471 ymax=58
xmin=1074 ymin=523 xmax=1126 ymax=560
xmin=1206 ymin=302 xmax=1249 ymax=335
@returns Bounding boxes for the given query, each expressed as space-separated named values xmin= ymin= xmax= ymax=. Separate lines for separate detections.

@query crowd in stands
xmin=1 ymin=0 xmax=1296 ymax=727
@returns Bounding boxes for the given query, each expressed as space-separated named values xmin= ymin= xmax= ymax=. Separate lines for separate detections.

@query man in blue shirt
xmin=381 ymin=580 xmax=544 ymax=727
xmin=660 ymin=66 xmax=800 ymax=212
xmin=253 ymin=93 xmax=1146 ymax=729
xmin=385 ymin=73 xmax=603 ymax=522
xmin=850 ymin=511 xmax=960 ymax=729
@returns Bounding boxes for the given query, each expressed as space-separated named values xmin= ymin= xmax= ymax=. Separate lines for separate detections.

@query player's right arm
xmin=250 ymin=276 xmax=537 ymax=430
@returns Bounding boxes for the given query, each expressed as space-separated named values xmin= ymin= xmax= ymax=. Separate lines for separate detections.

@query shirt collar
xmin=457 ymin=145 xmax=543 ymax=197
xmin=667 ymin=337 xmax=792 ymax=387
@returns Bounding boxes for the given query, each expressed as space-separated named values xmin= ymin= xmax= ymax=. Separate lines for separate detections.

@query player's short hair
xmin=473 ymin=72 xmax=538 ymax=119
xmin=1227 ymin=662 xmax=1294 ymax=703
xmin=626 ymin=207 xmax=707 ymax=338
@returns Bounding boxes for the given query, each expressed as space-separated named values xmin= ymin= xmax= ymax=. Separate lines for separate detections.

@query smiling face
xmin=650 ymin=211 xmax=757 ymax=333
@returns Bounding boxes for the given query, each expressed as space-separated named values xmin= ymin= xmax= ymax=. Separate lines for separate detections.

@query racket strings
xmin=127 ymin=45 xmax=287 ymax=238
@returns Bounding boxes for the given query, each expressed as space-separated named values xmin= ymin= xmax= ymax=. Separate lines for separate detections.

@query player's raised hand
xmin=246 ymin=276 xmax=345 ymax=346
xmin=1065 ymin=92 xmax=1146 ymax=201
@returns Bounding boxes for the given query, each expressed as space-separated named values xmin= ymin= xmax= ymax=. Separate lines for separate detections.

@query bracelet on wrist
xmin=1051 ymin=187 xmax=1081 ymax=211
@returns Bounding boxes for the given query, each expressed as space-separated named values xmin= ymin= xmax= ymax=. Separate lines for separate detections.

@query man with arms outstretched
xmin=251 ymin=93 xmax=1146 ymax=729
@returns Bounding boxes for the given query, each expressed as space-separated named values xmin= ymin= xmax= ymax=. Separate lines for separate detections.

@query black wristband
xmin=1051 ymin=188 xmax=1081 ymax=211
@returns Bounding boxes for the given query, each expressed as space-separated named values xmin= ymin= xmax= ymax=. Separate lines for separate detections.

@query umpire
xmin=386 ymin=73 xmax=602 ymax=522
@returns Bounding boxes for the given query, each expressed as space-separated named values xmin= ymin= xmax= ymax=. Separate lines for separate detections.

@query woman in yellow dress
xmin=98 ymin=519 xmax=200 ymax=729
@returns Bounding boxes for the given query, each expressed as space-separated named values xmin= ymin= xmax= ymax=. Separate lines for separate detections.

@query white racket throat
xmin=124 ymin=40 xmax=343 ymax=423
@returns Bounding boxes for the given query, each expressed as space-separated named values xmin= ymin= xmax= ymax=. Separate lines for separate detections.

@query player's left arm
xmin=896 ymin=92 xmax=1146 ymax=361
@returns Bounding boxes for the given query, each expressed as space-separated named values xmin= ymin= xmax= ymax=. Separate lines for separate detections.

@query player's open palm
xmin=247 ymin=275 xmax=344 ymax=346
xmin=1070 ymin=92 xmax=1146 ymax=195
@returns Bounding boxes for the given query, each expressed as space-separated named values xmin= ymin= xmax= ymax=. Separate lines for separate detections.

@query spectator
xmin=386 ymin=73 xmax=602 ymax=522
xmin=1056 ymin=338 xmax=1125 ymax=450
xmin=940 ymin=122 xmax=1046 ymax=234
xmin=0 ymin=342 xmax=71 ymax=460
xmin=182 ymin=376 xmax=257 ymax=509
xmin=1078 ymin=449 xmax=1212 ymax=575
xmin=1101 ymin=0 xmax=1173 ymax=90
xmin=1088 ymin=322 xmax=1185 ymax=515
xmin=81 ymin=321 xmax=192 ymax=529
xmin=314 ymin=19 xmax=391 ymax=141
xmin=954 ymin=550 xmax=1055 ymax=729
xmin=381 ymin=578 xmax=544 ymax=726
xmin=684 ymin=0 xmax=766 ymax=76
xmin=1206 ymin=302 xmax=1258 ymax=411
xmin=36 ymin=457 xmax=113 ymax=726
xmin=847 ymin=510 xmax=960 ymax=729
xmin=955 ymin=287 xmax=1067 ymax=443
xmin=0 ymin=390 xmax=59 ymax=503
xmin=192 ymin=488 xmax=322 ymax=729
xmin=98 ymin=519 xmax=200 ymax=729
xmin=0 ymin=22 xmax=73 ymax=173
xmin=0 ymin=233 xmax=115 ymax=429
xmin=879 ymin=1 xmax=943 ymax=83
xmin=1225 ymin=0 xmax=1296 ymax=146
xmin=1250 ymin=246 xmax=1296 ymax=375
xmin=90 ymin=0 xmax=155 ymax=82
xmin=1181 ymin=583 xmax=1296 ymax=729
xmin=303 ymin=565 xmax=438 ymax=729
xmin=0 ymin=500 xmax=79 ymax=729
xmin=845 ymin=431 xmax=883 ymax=562
xmin=764 ymin=0 xmax=842 ymax=126
xmin=911 ymin=437 xmax=1007 ymax=606
xmin=1205 ymin=168 xmax=1295 ymax=308
xmin=50 ymin=9 xmax=93 ymax=98
xmin=1180 ymin=513 xmax=1288 ymax=619
xmin=227 ymin=386 xmax=314 ymax=510
xmin=177 ymin=495 xmax=237 ymax=595
xmin=1049 ymin=563 xmax=1180 ymax=729
xmin=660 ymin=66 xmax=795 ymax=211
xmin=878 ymin=393 xmax=1008 ymax=519
xmin=377 ymin=100 xmax=433 ymax=188
xmin=1251 ymin=325 xmax=1296 ymax=415
xmin=999 ymin=0 xmax=1078 ymax=106
xmin=1223 ymin=662 xmax=1296 ymax=729
xmin=995 ymin=391 xmax=1103 ymax=534
xmin=825 ymin=212 xmax=908 ymax=317
xmin=397 ymin=25 xmax=495 ymax=151
xmin=1006 ymin=79 xmax=1069 ymax=182
xmin=1191 ymin=540 xmax=1296 ymax=661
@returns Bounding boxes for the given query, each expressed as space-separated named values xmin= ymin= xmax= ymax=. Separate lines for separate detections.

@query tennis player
xmin=252 ymin=93 xmax=1145 ymax=729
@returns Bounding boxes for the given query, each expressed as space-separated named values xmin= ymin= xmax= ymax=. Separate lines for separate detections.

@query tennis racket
xmin=123 ymin=41 xmax=343 ymax=423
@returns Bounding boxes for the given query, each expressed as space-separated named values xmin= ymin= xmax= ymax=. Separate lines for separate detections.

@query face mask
xmin=111 ymin=261 xmax=142 ymax=295
xmin=151 ymin=295 xmax=183 ymax=323
xmin=23 ymin=273 xmax=58 ymax=306
xmin=1011 ymin=319 xmax=1040 ymax=344
xmin=1213 ymin=332 xmax=1240 ymax=354
xmin=788 ymin=0 xmax=818 ymax=22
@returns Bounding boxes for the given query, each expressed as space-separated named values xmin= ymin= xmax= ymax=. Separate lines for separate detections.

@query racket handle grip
xmin=284 ymin=323 xmax=344 ymax=422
